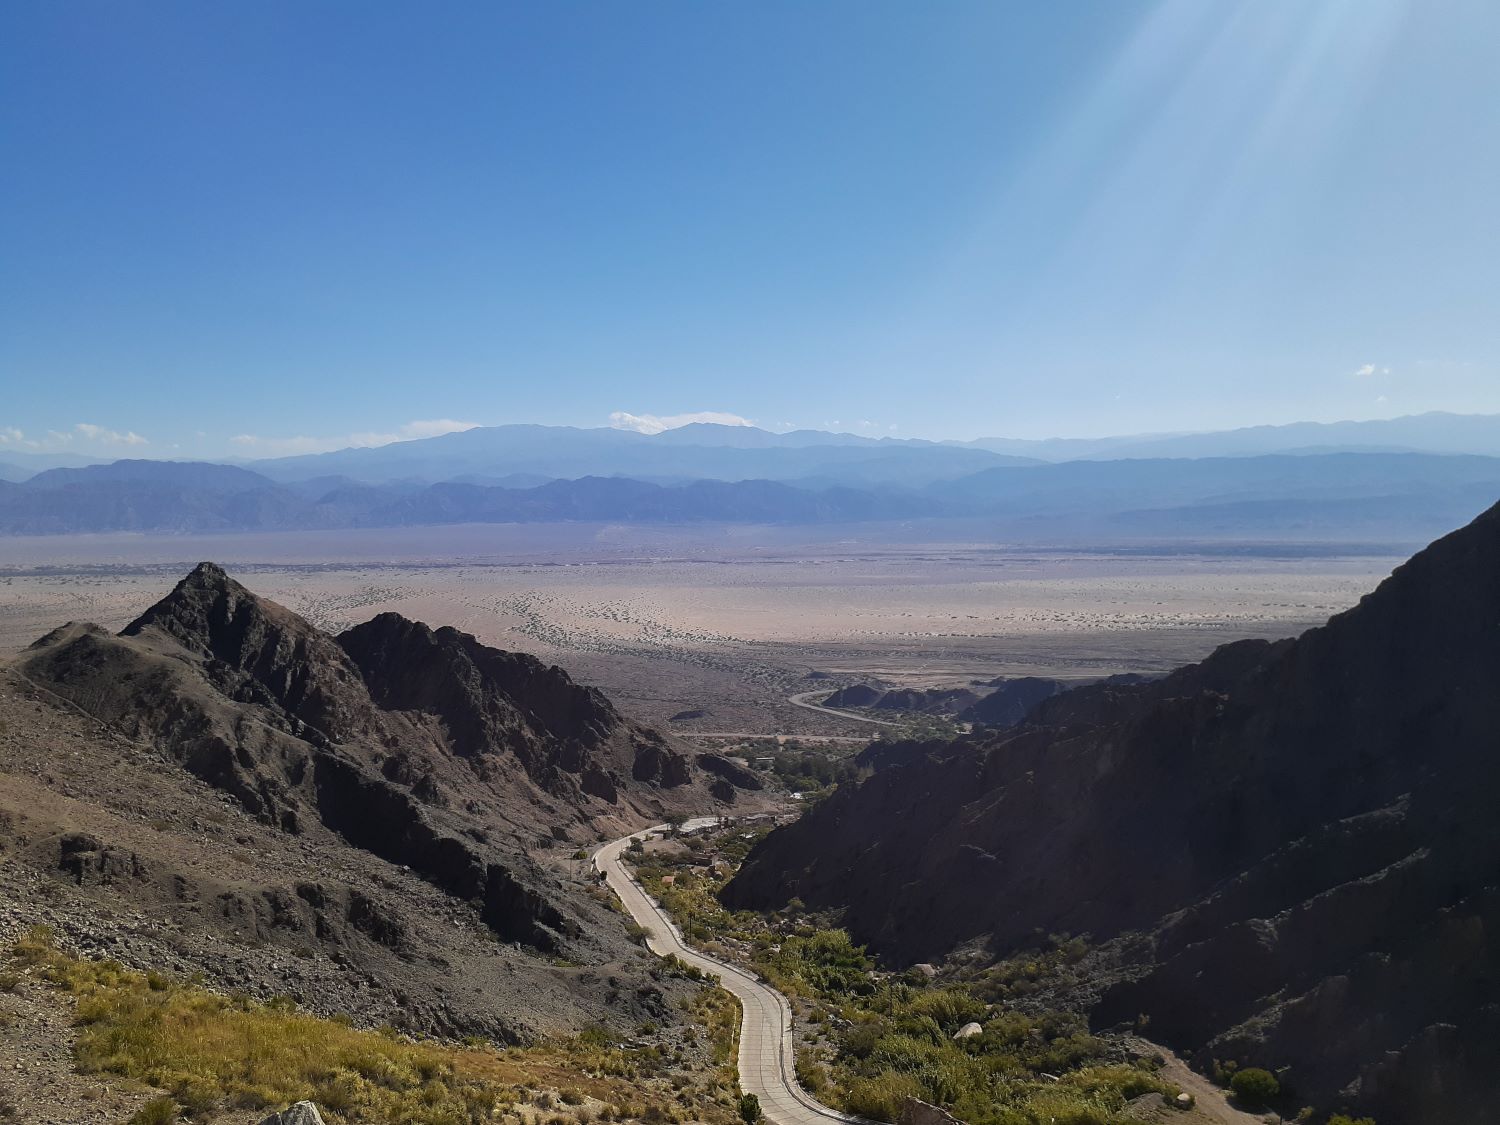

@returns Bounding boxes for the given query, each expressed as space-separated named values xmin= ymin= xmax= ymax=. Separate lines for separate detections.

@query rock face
xmin=725 ymin=502 xmax=1500 ymax=1124
xmin=956 ymin=676 xmax=1067 ymax=727
xmin=823 ymin=684 xmax=883 ymax=708
xmin=823 ymin=684 xmax=979 ymax=715
xmin=258 ymin=1104 xmax=326 ymax=1125
xmin=19 ymin=564 xmax=749 ymax=960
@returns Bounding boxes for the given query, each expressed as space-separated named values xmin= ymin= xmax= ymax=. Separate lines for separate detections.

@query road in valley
xmin=680 ymin=732 xmax=872 ymax=745
xmin=593 ymin=826 xmax=865 ymax=1125
xmin=785 ymin=691 xmax=896 ymax=727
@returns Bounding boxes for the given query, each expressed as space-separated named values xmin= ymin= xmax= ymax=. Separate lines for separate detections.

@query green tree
xmin=1230 ymin=1067 xmax=1280 ymax=1106
xmin=738 ymin=1093 xmax=763 ymax=1124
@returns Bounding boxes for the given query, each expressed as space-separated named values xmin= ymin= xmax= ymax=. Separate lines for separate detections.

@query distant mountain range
xmin=3 ymin=449 xmax=1500 ymax=542
xmin=241 ymin=422 xmax=1039 ymax=488
xmin=10 ymin=410 xmax=1500 ymax=488
xmin=230 ymin=412 xmax=1500 ymax=483
xmin=954 ymin=410 xmax=1500 ymax=461
xmin=4 ymin=412 xmax=1500 ymax=540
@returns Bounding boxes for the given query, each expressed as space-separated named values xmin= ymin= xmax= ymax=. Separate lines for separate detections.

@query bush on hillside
xmin=1230 ymin=1067 xmax=1280 ymax=1106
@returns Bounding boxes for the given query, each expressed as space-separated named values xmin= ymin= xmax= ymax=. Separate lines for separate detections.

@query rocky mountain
xmin=2 ymin=563 xmax=758 ymax=1040
xmin=956 ymin=676 xmax=1067 ymax=727
xmin=823 ymin=684 xmax=980 ymax=716
xmin=724 ymin=502 xmax=1500 ymax=1123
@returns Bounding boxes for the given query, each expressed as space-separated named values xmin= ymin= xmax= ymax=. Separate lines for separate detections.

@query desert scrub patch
xmin=10 ymin=926 xmax=736 ymax=1125
xmin=127 ymin=1096 xmax=179 ymax=1125
xmin=629 ymin=832 xmax=1180 ymax=1125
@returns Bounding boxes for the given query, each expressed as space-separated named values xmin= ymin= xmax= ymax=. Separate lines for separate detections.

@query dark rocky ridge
xmin=10 ymin=564 xmax=756 ymax=1035
xmin=823 ymin=684 xmax=980 ymax=715
xmin=724 ymin=503 xmax=1500 ymax=1123
xmin=955 ymin=676 xmax=1067 ymax=726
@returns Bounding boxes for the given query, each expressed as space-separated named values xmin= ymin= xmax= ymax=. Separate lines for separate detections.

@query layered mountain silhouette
xmin=724 ymin=501 xmax=1500 ymax=1123
xmin=5 ymin=450 xmax=1500 ymax=542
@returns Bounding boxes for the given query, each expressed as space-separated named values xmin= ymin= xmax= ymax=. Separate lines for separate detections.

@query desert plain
xmin=0 ymin=523 xmax=1405 ymax=739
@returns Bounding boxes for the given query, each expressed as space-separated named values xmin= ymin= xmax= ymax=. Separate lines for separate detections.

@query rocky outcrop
xmin=956 ymin=676 xmax=1067 ymax=727
xmin=877 ymin=687 xmax=979 ymax=714
xmin=21 ymin=564 xmax=731 ymax=962
xmin=338 ymin=613 xmax=621 ymax=775
xmin=823 ymin=684 xmax=883 ymax=708
xmin=258 ymin=1103 xmax=326 ymax=1125
xmin=824 ymin=684 xmax=979 ymax=716
xmin=899 ymin=1097 xmax=965 ymax=1125
xmin=726 ymin=501 xmax=1500 ymax=1123
xmin=696 ymin=753 xmax=764 ymax=791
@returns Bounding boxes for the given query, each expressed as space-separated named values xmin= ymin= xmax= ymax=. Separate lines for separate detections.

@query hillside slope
xmin=725 ymin=503 xmax=1500 ymax=1123
xmin=3 ymin=564 xmax=757 ymax=1040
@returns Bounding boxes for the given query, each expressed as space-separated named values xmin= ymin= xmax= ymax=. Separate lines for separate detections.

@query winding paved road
xmin=786 ymin=691 xmax=897 ymax=727
xmin=594 ymin=826 xmax=865 ymax=1125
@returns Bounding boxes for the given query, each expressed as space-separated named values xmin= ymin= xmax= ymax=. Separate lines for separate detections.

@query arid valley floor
xmin=0 ymin=524 xmax=1404 ymax=738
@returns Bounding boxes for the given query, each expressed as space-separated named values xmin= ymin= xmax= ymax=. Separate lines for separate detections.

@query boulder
xmin=258 ymin=1103 xmax=327 ymax=1125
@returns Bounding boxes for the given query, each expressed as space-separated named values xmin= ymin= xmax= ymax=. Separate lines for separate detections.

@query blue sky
xmin=2 ymin=0 xmax=1497 ymax=457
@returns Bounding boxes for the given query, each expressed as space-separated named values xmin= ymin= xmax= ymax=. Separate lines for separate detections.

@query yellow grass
xmin=13 ymin=926 xmax=734 ymax=1125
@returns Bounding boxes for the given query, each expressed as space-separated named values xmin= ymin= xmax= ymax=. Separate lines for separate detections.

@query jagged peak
xmin=119 ymin=560 xmax=326 ymax=661
xmin=338 ymin=612 xmax=622 ymax=752
xmin=122 ymin=561 xmax=242 ymax=635
xmin=341 ymin=613 xmax=566 ymax=680
xmin=181 ymin=560 xmax=232 ymax=587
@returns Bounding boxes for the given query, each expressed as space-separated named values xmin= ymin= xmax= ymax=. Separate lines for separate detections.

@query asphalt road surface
xmin=594 ymin=826 xmax=865 ymax=1125
xmin=786 ymin=691 xmax=897 ymax=727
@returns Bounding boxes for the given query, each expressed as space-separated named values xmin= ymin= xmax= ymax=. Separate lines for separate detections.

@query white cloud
xmin=1353 ymin=364 xmax=1392 ymax=378
xmin=0 ymin=423 xmax=148 ymax=450
xmin=230 ymin=419 xmax=480 ymax=457
xmin=75 ymin=423 xmax=148 ymax=446
xmin=608 ymin=411 xmax=755 ymax=435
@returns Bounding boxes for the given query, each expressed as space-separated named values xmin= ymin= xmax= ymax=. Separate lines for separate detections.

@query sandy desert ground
xmin=0 ymin=524 xmax=1404 ymax=735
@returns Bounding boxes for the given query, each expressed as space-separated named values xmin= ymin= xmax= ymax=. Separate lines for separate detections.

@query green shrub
xmin=738 ymin=1093 xmax=762 ymax=1123
xmin=840 ymin=1071 xmax=923 ymax=1122
xmin=1230 ymin=1067 xmax=1280 ymax=1106
xmin=128 ymin=1098 xmax=178 ymax=1125
xmin=1328 ymin=1116 xmax=1375 ymax=1125
xmin=625 ymin=921 xmax=654 ymax=945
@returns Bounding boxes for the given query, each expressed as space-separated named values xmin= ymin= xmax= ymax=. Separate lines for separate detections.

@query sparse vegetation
xmin=765 ymin=749 xmax=860 ymax=793
xmin=630 ymin=830 xmax=1178 ymax=1125
xmin=10 ymin=925 xmax=735 ymax=1125
xmin=128 ymin=1097 xmax=179 ymax=1125
xmin=1229 ymin=1066 xmax=1280 ymax=1106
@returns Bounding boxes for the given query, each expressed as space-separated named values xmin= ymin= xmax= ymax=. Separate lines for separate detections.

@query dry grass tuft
xmin=11 ymin=926 xmax=733 ymax=1125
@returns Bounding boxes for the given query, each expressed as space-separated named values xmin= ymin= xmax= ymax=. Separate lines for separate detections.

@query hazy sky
xmin=3 ymin=0 xmax=1498 ymax=457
